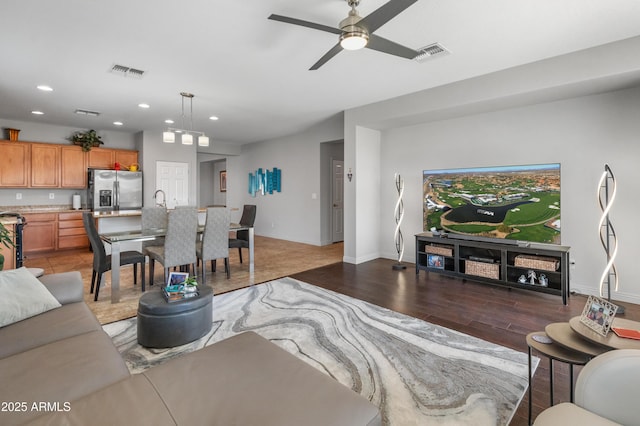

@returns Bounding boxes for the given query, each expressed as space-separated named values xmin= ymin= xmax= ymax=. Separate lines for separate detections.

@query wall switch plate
xmin=16 ymin=192 xmax=22 ymax=200
xmin=49 ymin=193 xmax=55 ymax=199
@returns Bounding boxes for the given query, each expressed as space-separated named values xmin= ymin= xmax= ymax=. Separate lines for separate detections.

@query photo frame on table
xmin=167 ymin=272 xmax=188 ymax=287
xmin=580 ymin=295 xmax=618 ymax=336
xmin=427 ymin=254 xmax=445 ymax=269
xmin=220 ymin=170 xmax=227 ymax=192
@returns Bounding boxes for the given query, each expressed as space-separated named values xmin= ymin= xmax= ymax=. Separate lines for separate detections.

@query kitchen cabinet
xmin=23 ymin=213 xmax=57 ymax=255
xmin=0 ymin=141 xmax=30 ymax=187
xmin=30 ymin=143 xmax=60 ymax=187
xmin=87 ymin=148 xmax=115 ymax=169
xmin=58 ymin=212 xmax=88 ymax=249
xmin=88 ymin=147 xmax=138 ymax=170
xmin=61 ymin=146 xmax=87 ymax=188
xmin=115 ymin=150 xmax=138 ymax=169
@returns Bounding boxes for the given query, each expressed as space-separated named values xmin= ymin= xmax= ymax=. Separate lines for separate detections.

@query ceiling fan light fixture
xmin=340 ymin=28 xmax=369 ymax=50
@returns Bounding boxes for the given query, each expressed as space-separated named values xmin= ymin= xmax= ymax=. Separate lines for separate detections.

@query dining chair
xmin=141 ymin=206 xmax=167 ymax=255
xmin=146 ymin=207 xmax=198 ymax=286
xmin=229 ymin=204 xmax=256 ymax=263
xmin=82 ymin=212 xmax=146 ymax=301
xmin=197 ymin=207 xmax=230 ymax=281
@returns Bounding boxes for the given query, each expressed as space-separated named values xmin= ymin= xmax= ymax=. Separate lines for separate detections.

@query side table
xmin=526 ymin=331 xmax=591 ymax=425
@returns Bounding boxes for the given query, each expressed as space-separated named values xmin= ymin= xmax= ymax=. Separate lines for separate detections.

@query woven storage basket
xmin=424 ymin=244 xmax=453 ymax=257
xmin=514 ymin=255 xmax=559 ymax=271
xmin=465 ymin=260 xmax=499 ymax=279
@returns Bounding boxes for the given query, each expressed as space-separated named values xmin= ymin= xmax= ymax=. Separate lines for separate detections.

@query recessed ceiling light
xmin=165 ymin=119 xmax=174 ymax=124
xmin=36 ymin=85 xmax=53 ymax=92
xmin=113 ymin=121 xmax=123 ymax=126
xmin=138 ymin=103 xmax=150 ymax=109
xmin=209 ymin=116 xmax=219 ymax=121
xmin=31 ymin=110 xmax=44 ymax=115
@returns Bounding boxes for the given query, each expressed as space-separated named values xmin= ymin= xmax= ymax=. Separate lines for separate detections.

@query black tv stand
xmin=415 ymin=233 xmax=570 ymax=304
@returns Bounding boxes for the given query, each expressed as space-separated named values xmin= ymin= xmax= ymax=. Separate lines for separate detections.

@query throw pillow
xmin=0 ymin=267 xmax=61 ymax=328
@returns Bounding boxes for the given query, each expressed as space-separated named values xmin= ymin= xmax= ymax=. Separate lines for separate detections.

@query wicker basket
xmin=424 ymin=244 xmax=453 ymax=257
xmin=465 ymin=260 xmax=499 ymax=279
xmin=514 ymin=255 xmax=559 ymax=271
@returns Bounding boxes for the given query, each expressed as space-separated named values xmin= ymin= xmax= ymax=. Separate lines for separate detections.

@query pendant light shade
xmin=181 ymin=133 xmax=193 ymax=145
xmin=198 ymin=135 xmax=209 ymax=147
xmin=163 ymin=131 xmax=175 ymax=143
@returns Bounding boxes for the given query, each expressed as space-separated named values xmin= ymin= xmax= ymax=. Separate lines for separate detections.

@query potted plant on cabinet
xmin=0 ymin=222 xmax=15 ymax=271
xmin=68 ymin=129 xmax=104 ymax=152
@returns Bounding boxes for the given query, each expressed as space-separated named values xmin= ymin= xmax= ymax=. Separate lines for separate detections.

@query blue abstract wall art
xmin=248 ymin=167 xmax=281 ymax=197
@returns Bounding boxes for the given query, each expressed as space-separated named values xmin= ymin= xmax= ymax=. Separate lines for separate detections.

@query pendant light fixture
xmin=163 ymin=92 xmax=210 ymax=146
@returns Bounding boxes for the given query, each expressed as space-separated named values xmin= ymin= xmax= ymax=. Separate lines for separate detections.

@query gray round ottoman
xmin=137 ymin=285 xmax=213 ymax=348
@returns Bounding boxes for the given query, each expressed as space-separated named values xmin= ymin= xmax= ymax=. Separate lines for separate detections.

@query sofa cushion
xmin=0 ymin=330 xmax=130 ymax=425
xmin=534 ymin=402 xmax=620 ymax=425
xmin=38 ymin=271 xmax=84 ymax=305
xmin=0 ymin=267 xmax=61 ymax=328
xmin=143 ymin=331 xmax=381 ymax=426
xmin=0 ymin=302 xmax=102 ymax=359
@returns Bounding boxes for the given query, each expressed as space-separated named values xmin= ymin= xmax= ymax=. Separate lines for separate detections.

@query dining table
xmin=100 ymin=223 xmax=254 ymax=303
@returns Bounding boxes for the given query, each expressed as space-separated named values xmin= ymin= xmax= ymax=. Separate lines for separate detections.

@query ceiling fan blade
xmin=268 ymin=14 xmax=342 ymax=35
xmin=367 ymin=34 xmax=419 ymax=59
xmin=358 ymin=0 xmax=418 ymax=33
xmin=310 ymin=43 xmax=344 ymax=70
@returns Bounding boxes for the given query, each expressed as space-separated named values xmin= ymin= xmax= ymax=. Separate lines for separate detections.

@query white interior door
xmin=332 ymin=160 xmax=344 ymax=243
xmin=156 ymin=161 xmax=189 ymax=208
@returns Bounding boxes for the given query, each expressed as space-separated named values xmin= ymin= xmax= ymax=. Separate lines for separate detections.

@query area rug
xmin=104 ymin=277 xmax=536 ymax=426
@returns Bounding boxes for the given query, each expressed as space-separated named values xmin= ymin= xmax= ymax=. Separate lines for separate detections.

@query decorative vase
xmin=5 ymin=128 xmax=20 ymax=141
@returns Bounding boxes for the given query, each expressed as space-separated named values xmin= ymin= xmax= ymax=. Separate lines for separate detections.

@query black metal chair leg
xmin=150 ymin=259 xmax=155 ymax=286
xmin=238 ymin=248 xmax=243 ymax=263
xmin=94 ymin=272 xmax=102 ymax=302
xmin=225 ymin=258 xmax=230 ymax=279
xmin=141 ymin=261 xmax=146 ymax=292
xmin=90 ymin=270 xmax=97 ymax=293
xmin=133 ymin=264 xmax=138 ymax=285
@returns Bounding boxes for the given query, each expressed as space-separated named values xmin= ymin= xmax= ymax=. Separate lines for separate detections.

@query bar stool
xmin=526 ymin=331 xmax=591 ymax=425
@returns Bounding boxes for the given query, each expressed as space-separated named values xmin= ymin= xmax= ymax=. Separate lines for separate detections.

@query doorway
xmin=156 ymin=161 xmax=189 ymax=208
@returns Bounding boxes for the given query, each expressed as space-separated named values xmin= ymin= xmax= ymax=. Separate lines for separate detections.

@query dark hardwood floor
xmin=291 ymin=258 xmax=640 ymax=426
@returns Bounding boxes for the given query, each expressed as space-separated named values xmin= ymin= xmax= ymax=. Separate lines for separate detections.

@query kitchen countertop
xmin=0 ymin=205 xmax=90 ymax=214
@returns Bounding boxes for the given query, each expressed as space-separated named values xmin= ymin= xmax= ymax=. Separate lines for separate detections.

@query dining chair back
xmin=82 ymin=212 xmax=145 ymax=301
xmin=197 ymin=207 xmax=230 ymax=281
xmin=141 ymin=206 xmax=167 ymax=253
xmin=229 ymin=204 xmax=256 ymax=263
xmin=146 ymin=207 xmax=198 ymax=285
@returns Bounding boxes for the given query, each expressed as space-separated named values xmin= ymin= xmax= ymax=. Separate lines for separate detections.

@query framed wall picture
xmin=427 ymin=254 xmax=445 ymax=269
xmin=580 ymin=295 xmax=618 ymax=336
xmin=220 ymin=170 xmax=227 ymax=192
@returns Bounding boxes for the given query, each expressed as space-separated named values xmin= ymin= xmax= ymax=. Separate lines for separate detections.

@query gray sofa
xmin=0 ymin=272 xmax=381 ymax=425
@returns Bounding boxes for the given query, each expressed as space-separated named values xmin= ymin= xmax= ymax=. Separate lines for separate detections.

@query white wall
xmin=374 ymin=86 xmax=640 ymax=304
xmin=225 ymin=113 xmax=343 ymax=245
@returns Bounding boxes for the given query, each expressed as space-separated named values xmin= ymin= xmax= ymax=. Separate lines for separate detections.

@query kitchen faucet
xmin=154 ymin=190 xmax=167 ymax=208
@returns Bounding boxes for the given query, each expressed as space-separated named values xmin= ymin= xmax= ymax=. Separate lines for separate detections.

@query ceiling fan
xmin=268 ymin=0 xmax=419 ymax=70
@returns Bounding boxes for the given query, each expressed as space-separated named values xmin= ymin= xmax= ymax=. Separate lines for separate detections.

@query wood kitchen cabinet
xmin=0 ymin=140 xmax=30 ymax=187
xmin=30 ymin=143 xmax=60 ymax=187
xmin=88 ymin=147 xmax=138 ymax=169
xmin=58 ymin=212 xmax=88 ymax=249
xmin=87 ymin=147 xmax=115 ymax=169
xmin=115 ymin=150 xmax=138 ymax=168
xmin=61 ymin=145 xmax=87 ymax=188
xmin=23 ymin=213 xmax=57 ymax=255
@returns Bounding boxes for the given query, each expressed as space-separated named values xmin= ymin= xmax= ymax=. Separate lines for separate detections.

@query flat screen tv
xmin=423 ymin=163 xmax=561 ymax=244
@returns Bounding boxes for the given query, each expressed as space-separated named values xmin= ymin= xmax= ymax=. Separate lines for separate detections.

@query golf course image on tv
xmin=423 ymin=163 xmax=561 ymax=244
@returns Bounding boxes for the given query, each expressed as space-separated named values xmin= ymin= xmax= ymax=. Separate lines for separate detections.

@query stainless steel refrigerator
xmin=87 ymin=169 xmax=143 ymax=211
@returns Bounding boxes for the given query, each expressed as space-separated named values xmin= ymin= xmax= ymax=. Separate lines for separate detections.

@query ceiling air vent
xmin=110 ymin=64 xmax=146 ymax=78
xmin=74 ymin=109 xmax=101 ymax=117
xmin=414 ymin=43 xmax=450 ymax=63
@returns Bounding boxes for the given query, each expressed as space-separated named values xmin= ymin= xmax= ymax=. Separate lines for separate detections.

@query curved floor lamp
xmin=393 ymin=173 xmax=406 ymax=270
xmin=597 ymin=164 xmax=624 ymax=314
